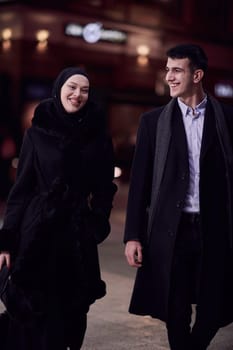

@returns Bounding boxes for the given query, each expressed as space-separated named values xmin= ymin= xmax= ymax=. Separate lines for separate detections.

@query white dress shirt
xmin=177 ymin=96 xmax=207 ymax=213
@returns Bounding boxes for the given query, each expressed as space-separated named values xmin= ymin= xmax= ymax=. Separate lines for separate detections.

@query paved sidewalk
xmin=1 ymin=183 xmax=233 ymax=349
xmin=82 ymin=183 xmax=233 ymax=350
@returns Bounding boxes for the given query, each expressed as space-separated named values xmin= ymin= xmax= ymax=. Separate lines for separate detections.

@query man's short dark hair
xmin=166 ymin=44 xmax=208 ymax=72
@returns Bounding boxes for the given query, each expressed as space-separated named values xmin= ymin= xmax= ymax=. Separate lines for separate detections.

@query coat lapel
xmin=200 ymin=101 xmax=216 ymax=163
xmin=172 ymin=103 xmax=189 ymax=164
xmin=147 ymin=99 xmax=188 ymax=238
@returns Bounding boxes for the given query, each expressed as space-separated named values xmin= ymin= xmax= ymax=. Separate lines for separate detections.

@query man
xmin=124 ymin=43 xmax=233 ymax=350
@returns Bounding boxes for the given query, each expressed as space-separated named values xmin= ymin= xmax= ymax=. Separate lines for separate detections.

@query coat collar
xmin=147 ymin=95 xmax=233 ymax=245
xmin=31 ymin=98 xmax=105 ymax=141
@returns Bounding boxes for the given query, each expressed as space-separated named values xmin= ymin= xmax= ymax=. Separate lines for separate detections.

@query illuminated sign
xmin=215 ymin=83 xmax=233 ymax=98
xmin=65 ymin=22 xmax=127 ymax=44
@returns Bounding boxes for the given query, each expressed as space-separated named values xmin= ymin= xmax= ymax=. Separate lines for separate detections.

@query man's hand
xmin=125 ymin=240 xmax=143 ymax=267
xmin=0 ymin=252 xmax=10 ymax=270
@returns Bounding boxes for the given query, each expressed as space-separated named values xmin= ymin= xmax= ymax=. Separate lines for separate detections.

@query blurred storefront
xmin=0 ymin=0 xmax=233 ymax=194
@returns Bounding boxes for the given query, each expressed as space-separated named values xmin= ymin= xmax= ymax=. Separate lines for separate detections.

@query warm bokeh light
xmin=136 ymin=45 xmax=150 ymax=66
xmin=2 ymin=39 xmax=11 ymax=51
xmin=2 ymin=28 xmax=12 ymax=40
xmin=36 ymin=29 xmax=50 ymax=52
xmin=1 ymin=28 xmax=12 ymax=51
xmin=136 ymin=44 xmax=150 ymax=56
xmin=137 ymin=55 xmax=149 ymax=66
xmin=36 ymin=29 xmax=50 ymax=42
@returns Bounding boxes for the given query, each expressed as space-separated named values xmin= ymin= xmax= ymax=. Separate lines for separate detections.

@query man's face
xmin=165 ymin=57 xmax=195 ymax=100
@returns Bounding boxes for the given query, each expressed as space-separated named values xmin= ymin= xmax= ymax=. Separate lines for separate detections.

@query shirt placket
xmin=191 ymin=111 xmax=201 ymax=208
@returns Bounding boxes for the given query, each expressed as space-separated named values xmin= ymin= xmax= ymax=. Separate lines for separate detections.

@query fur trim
xmin=31 ymin=99 xmax=105 ymax=139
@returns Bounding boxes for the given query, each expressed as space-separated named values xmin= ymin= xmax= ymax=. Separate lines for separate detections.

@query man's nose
xmin=166 ymin=71 xmax=174 ymax=81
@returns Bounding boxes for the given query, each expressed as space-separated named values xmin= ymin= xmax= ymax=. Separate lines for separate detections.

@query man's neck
xmin=178 ymin=88 xmax=206 ymax=109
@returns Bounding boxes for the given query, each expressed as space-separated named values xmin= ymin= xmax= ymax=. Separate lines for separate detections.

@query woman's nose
xmin=73 ymin=88 xmax=81 ymax=96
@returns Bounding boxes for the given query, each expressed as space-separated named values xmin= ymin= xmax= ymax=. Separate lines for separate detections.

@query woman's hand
xmin=0 ymin=252 xmax=10 ymax=270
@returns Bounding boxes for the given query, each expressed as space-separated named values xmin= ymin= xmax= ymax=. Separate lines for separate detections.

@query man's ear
xmin=193 ymin=69 xmax=204 ymax=83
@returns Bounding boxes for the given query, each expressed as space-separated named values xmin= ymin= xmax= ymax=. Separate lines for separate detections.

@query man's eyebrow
xmin=166 ymin=66 xmax=185 ymax=71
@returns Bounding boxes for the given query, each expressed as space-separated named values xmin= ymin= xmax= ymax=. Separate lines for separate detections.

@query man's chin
xmin=169 ymin=90 xmax=179 ymax=98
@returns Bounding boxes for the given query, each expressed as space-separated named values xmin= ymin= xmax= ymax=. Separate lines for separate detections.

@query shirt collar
xmin=178 ymin=95 xmax=207 ymax=117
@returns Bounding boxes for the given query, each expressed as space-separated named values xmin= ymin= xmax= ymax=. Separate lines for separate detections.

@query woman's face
xmin=60 ymin=74 xmax=89 ymax=113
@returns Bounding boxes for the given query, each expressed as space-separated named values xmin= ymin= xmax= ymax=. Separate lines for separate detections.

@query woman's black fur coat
xmin=0 ymin=98 xmax=117 ymax=349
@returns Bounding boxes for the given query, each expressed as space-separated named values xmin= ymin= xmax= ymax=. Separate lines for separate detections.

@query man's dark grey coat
xmin=124 ymin=96 xmax=233 ymax=328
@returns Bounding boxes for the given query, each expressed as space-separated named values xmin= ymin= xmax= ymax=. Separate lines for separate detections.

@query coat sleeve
xmin=123 ymin=115 xmax=153 ymax=244
xmin=89 ymin=134 xmax=118 ymax=244
xmin=0 ymin=129 xmax=36 ymax=253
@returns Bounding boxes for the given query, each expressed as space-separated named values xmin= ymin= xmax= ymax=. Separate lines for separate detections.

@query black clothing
xmin=167 ymin=213 xmax=218 ymax=350
xmin=124 ymin=96 xmax=233 ymax=328
xmin=0 ymin=84 xmax=117 ymax=349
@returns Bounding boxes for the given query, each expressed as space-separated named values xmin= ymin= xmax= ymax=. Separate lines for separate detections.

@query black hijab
xmin=52 ymin=67 xmax=90 ymax=127
xmin=31 ymin=67 xmax=107 ymax=189
xmin=32 ymin=67 xmax=105 ymax=138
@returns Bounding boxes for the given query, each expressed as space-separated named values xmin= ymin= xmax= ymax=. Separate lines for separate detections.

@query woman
xmin=0 ymin=67 xmax=117 ymax=349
